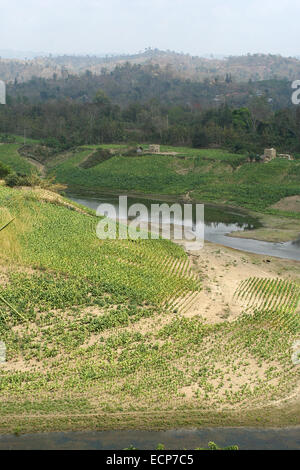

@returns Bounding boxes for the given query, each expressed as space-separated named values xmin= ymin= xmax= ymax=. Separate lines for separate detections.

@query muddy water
xmin=0 ymin=427 xmax=300 ymax=450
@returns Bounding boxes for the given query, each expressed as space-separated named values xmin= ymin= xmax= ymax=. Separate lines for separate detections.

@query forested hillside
xmin=2 ymin=49 xmax=300 ymax=84
xmin=1 ymin=93 xmax=300 ymax=154
xmin=5 ymin=64 xmax=293 ymax=110
xmin=1 ymin=51 xmax=300 ymax=176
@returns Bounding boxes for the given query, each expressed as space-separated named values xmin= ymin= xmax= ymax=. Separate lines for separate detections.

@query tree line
xmin=1 ymin=83 xmax=300 ymax=156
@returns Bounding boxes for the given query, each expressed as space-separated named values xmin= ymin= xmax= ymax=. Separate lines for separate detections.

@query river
xmin=1 ymin=427 xmax=300 ymax=450
xmin=69 ymin=193 xmax=300 ymax=261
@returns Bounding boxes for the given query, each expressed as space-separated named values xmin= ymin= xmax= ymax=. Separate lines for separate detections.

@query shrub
xmin=192 ymin=129 xmax=210 ymax=148
xmin=40 ymin=138 xmax=69 ymax=153
xmin=4 ymin=171 xmax=62 ymax=191
xmin=4 ymin=173 xmax=21 ymax=187
xmin=0 ymin=134 xmax=17 ymax=144
xmin=0 ymin=161 xmax=12 ymax=178
xmin=5 ymin=172 xmax=41 ymax=187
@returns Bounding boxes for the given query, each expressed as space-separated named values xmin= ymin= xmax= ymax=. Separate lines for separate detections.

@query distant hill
xmin=1 ymin=49 xmax=300 ymax=84
xmin=5 ymin=62 xmax=293 ymax=109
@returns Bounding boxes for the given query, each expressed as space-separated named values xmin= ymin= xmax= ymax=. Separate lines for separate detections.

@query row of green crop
xmin=235 ymin=277 xmax=300 ymax=328
xmin=0 ymin=186 xmax=201 ymax=324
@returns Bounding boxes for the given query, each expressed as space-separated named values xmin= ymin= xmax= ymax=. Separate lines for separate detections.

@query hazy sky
xmin=1 ymin=0 xmax=299 ymax=57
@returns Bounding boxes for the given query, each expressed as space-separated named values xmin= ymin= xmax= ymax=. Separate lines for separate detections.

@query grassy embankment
xmin=0 ymin=144 xmax=37 ymax=175
xmin=0 ymin=184 xmax=299 ymax=433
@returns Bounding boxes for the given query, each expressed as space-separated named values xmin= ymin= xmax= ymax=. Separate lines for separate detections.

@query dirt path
xmin=24 ymin=157 xmax=46 ymax=177
xmin=178 ymin=239 xmax=300 ymax=323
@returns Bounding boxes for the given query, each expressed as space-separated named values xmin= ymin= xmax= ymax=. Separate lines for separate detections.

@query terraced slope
xmin=2 ymin=142 xmax=300 ymax=213
xmin=47 ymin=145 xmax=300 ymax=212
xmin=0 ymin=185 xmax=299 ymax=433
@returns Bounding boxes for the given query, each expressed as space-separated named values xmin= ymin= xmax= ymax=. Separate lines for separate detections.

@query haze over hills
xmin=1 ymin=49 xmax=300 ymax=84
xmin=0 ymin=49 xmax=116 ymax=60
xmin=0 ymin=50 xmax=46 ymax=60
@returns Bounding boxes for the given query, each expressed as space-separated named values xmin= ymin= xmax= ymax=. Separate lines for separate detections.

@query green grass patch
xmin=47 ymin=145 xmax=300 ymax=212
xmin=0 ymin=144 xmax=37 ymax=175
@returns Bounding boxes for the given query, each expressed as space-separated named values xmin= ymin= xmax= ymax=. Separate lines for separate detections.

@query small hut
xmin=149 ymin=144 xmax=160 ymax=154
xmin=261 ymin=148 xmax=276 ymax=162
